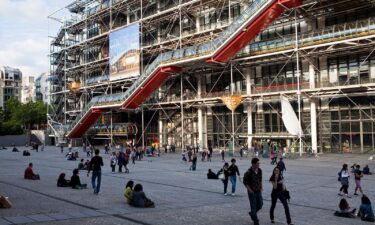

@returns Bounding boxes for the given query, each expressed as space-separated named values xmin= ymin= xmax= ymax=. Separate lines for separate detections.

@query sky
xmin=0 ymin=0 xmax=71 ymax=78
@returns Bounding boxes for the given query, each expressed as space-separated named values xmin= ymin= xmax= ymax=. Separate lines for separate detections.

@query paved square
xmin=0 ymin=146 xmax=375 ymax=224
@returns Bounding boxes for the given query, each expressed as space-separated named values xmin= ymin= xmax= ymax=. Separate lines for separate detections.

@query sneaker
xmin=354 ymin=193 xmax=358 ymax=196
xmin=224 ymin=193 xmax=227 ymax=196
xmin=338 ymin=193 xmax=343 ymax=196
xmin=271 ymin=220 xmax=275 ymax=223
xmin=346 ymin=194 xmax=351 ymax=198
xmin=231 ymin=193 xmax=235 ymax=196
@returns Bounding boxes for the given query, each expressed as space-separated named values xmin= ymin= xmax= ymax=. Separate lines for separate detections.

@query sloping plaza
xmin=0 ymin=147 xmax=375 ymax=225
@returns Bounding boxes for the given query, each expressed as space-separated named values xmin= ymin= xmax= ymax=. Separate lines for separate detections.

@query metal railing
xmin=240 ymin=17 xmax=375 ymax=56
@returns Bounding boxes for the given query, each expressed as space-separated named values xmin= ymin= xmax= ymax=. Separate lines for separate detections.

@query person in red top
xmin=24 ymin=163 xmax=40 ymax=180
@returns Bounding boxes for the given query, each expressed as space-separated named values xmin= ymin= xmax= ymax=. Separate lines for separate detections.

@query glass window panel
xmin=351 ymin=122 xmax=360 ymax=132
xmin=341 ymin=110 xmax=350 ymax=120
xmin=332 ymin=122 xmax=340 ymax=132
xmin=331 ymin=111 xmax=339 ymax=120
xmin=363 ymin=122 xmax=373 ymax=133
xmin=341 ymin=122 xmax=350 ymax=132
xmin=351 ymin=110 xmax=360 ymax=119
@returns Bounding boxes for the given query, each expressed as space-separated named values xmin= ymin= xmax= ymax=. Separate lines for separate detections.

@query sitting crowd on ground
xmin=78 ymin=159 xmax=90 ymax=170
xmin=24 ymin=163 xmax=40 ymax=180
xmin=124 ymin=180 xmax=155 ymax=208
xmin=334 ymin=196 xmax=375 ymax=222
xmin=57 ymin=169 xmax=87 ymax=189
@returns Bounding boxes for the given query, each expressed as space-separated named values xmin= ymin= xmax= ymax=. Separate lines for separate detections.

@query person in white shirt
xmin=338 ymin=164 xmax=351 ymax=198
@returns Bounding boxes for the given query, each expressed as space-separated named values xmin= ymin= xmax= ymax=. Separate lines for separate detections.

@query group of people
xmin=124 ymin=180 xmax=155 ymax=208
xmin=207 ymin=157 xmax=292 ymax=225
xmin=242 ymin=157 xmax=293 ymax=225
xmin=335 ymin=196 xmax=375 ymax=222
xmin=335 ymin=163 xmax=375 ymax=222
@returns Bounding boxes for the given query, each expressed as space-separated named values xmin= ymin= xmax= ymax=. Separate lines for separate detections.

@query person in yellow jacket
xmin=124 ymin=180 xmax=134 ymax=204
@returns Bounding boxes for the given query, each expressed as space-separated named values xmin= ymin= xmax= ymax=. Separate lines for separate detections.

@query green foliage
xmin=0 ymin=98 xmax=47 ymax=135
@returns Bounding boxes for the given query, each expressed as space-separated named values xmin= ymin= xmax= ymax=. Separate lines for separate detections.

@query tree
xmin=1 ymin=98 xmax=47 ymax=137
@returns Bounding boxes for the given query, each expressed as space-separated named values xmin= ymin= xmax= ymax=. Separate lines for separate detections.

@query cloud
xmin=0 ymin=39 xmax=49 ymax=76
xmin=0 ymin=0 xmax=70 ymax=77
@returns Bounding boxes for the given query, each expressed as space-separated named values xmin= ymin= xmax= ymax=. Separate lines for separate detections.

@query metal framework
xmin=48 ymin=0 xmax=375 ymax=154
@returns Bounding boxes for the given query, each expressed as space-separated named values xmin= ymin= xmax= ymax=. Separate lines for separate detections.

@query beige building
xmin=0 ymin=66 xmax=22 ymax=108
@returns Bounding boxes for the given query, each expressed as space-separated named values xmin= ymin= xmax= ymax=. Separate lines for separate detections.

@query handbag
xmin=283 ymin=189 xmax=291 ymax=202
xmin=218 ymin=173 xmax=225 ymax=180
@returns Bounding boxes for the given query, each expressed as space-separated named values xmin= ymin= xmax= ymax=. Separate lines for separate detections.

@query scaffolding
xmin=48 ymin=0 xmax=375 ymax=154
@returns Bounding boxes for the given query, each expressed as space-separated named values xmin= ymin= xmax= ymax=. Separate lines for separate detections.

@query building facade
xmin=0 ymin=66 xmax=22 ymax=108
xmin=21 ymin=76 xmax=35 ymax=104
xmin=35 ymin=73 xmax=51 ymax=104
xmin=49 ymin=0 xmax=375 ymax=153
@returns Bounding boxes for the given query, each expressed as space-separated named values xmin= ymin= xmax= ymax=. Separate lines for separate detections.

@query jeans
xmin=92 ymin=170 xmax=102 ymax=194
xmin=270 ymin=191 xmax=291 ymax=224
xmin=223 ymin=179 xmax=228 ymax=193
xmin=248 ymin=191 xmax=263 ymax=225
xmin=230 ymin=175 xmax=237 ymax=193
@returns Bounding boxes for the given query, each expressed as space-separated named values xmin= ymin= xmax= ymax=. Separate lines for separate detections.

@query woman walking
xmin=269 ymin=167 xmax=293 ymax=225
xmin=219 ymin=162 xmax=229 ymax=195
xmin=338 ymin=164 xmax=350 ymax=198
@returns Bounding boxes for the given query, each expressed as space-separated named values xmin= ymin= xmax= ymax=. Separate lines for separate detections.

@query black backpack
xmin=243 ymin=169 xmax=251 ymax=186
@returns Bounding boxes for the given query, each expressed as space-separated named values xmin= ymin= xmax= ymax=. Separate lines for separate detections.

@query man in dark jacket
xmin=243 ymin=158 xmax=263 ymax=225
xmin=88 ymin=149 xmax=103 ymax=194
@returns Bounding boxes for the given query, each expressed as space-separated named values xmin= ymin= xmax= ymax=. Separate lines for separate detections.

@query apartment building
xmin=0 ymin=66 xmax=22 ymax=108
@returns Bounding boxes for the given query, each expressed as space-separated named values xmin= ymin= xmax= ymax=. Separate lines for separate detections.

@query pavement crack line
xmin=0 ymin=180 xmax=152 ymax=225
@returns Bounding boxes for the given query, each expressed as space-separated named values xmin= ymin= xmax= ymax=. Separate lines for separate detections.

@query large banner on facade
xmin=109 ymin=23 xmax=140 ymax=81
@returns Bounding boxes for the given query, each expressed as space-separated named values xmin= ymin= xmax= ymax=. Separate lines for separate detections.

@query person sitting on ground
xmin=12 ymin=146 xmax=19 ymax=152
xmin=83 ymin=160 xmax=90 ymax=170
xmin=334 ymin=198 xmax=356 ymax=218
xmin=350 ymin=163 xmax=357 ymax=173
xmin=363 ymin=165 xmax=372 ymax=175
xmin=130 ymin=184 xmax=155 ymax=208
xmin=70 ymin=168 xmax=87 ymax=189
xmin=207 ymin=169 xmax=218 ymax=179
xmin=66 ymin=150 xmax=73 ymax=160
xmin=57 ymin=173 xmax=70 ymax=187
xmin=1 ymin=146 xmax=7 ymax=150
xmin=23 ymin=150 xmax=30 ymax=156
xmin=24 ymin=163 xmax=40 ymax=180
xmin=0 ymin=195 xmax=12 ymax=208
xmin=78 ymin=159 xmax=85 ymax=170
xmin=358 ymin=195 xmax=375 ymax=222
xmin=124 ymin=180 xmax=134 ymax=204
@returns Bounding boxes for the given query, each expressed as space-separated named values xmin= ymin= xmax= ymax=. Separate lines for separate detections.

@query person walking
xmin=220 ymin=162 xmax=229 ymax=195
xmin=87 ymin=149 xmax=103 ymax=194
xmin=243 ymin=158 xmax=263 ymax=225
xmin=110 ymin=152 xmax=117 ymax=173
xmin=338 ymin=164 xmax=350 ymax=198
xmin=269 ymin=167 xmax=293 ymax=225
xmin=276 ymin=158 xmax=286 ymax=175
xmin=354 ymin=164 xmax=364 ymax=195
xmin=228 ymin=158 xmax=240 ymax=196
xmin=190 ymin=153 xmax=197 ymax=171
xmin=221 ymin=149 xmax=225 ymax=162
xmin=117 ymin=150 xmax=125 ymax=172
